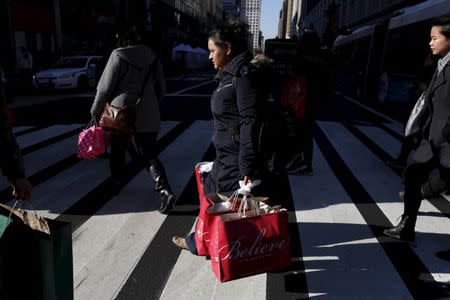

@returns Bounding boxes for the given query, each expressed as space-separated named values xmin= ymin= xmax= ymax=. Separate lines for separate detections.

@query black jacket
xmin=205 ymin=51 xmax=263 ymax=194
xmin=0 ymin=66 xmax=25 ymax=184
xmin=412 ymin=61 xmax=450 ymax=168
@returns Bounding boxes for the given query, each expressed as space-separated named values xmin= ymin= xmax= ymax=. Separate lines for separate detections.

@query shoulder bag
xmin=405 ymin=92 xmax=426 ymax=137
xmin=99 ymin=60 xmax=156 ymax=135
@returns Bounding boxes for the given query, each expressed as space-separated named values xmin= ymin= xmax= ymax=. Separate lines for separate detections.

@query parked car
xmin=33 ymin=56 xmax=103 ymax=89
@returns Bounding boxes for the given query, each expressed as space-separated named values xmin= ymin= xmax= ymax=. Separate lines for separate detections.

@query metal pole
xmin=53 ymin=0 xmax=62 ymax=57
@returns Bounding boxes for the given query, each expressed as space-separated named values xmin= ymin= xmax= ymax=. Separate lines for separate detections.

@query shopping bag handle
xmin=84 ymin=118 xmax=99 ymax=130
xmin=229 ymin=180 xmax=262 ymax=217
xmin=0 ymin=200 xmax=50 ymax=235
xmin=7 ymin=200 xmax=20 ymax=219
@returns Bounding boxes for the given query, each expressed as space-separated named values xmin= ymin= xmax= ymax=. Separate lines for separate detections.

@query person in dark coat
xmin=384 ymin=18 xmax=450 ymax=242
xmin=286 ymin=30 xmax=333 ymax=175
xmin=90 ymin=25 xmax=176 ymax=214
xmin=172 ymin=21 xmax=270 ymax=252
xmin=0 ymin=65 xmax=32 ymax=201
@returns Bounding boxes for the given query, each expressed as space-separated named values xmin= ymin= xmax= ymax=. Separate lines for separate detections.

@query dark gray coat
xmin=412 ymin=61 xmax=450 ymax=168
xmin=91 ymin=45 xmax=165 ymax=133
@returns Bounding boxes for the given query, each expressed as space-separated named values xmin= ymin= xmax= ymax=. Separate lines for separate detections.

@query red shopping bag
xmin=196 ymin=196 xmax=236 ymax=256
xmin=210 ymin=208 xmax=291 ymax=282
xmin=196 ymin=178 xmax=269 ymax=257
xmin=281 ymin=76 xmax=308 ymax=119
xmin=77 ymin=123 xmax=105 ymax=159
xmin=194 ymin=162 xmax=217 ymax=256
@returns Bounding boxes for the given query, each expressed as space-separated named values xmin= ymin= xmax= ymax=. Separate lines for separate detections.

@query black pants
xmin=403 ymin=157 xmax=450 ymax=217
xmin=292 ymin=118 xmax=313 ymax=166
xmin=396 ymin=134 xmax=418 ymax=164
xmin=110 ymin=131 xmax=172 ymax=194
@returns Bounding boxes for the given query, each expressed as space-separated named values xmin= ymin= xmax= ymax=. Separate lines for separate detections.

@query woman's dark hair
xmin=209 ymin=20 xmax=250 ymax=55
xmin=117 ymin=25 xmax=144 ymax=47
xmin=431 ymin=16 xmax=450 ymax=38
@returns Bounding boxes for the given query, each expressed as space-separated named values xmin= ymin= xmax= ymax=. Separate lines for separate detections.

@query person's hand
xmin=243 ymin=176 xmax=252 ymax=185
xmin=12 ymin=178 xmax=32 ymax=200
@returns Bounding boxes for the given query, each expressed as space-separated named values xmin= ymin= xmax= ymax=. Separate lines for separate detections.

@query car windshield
xmin=53 ymin=58 xmax=88 ymax=69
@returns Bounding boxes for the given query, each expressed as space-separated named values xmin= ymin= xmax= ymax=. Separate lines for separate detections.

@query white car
xmin=33 ymin=56 xmax=103 ymax=89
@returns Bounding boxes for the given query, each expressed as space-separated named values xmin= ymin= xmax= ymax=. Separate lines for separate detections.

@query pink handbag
xmin=77 ymin=121 xmax=105 ymax=159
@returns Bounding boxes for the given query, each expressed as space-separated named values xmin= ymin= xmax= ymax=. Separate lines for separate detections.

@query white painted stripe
xmin=337 ymin=92 xmax=404 ymax=134
xmin=160 ymin=131 xmax=267 ymax=299
xmin=12 ymin=126 xmax=33 ymax=133
xmin=166 ymin=94 xmax=211 ymax=97
xmin=289 ymin=129 xmax=412 ymax=299
xmin=19 ymin=158 xmax=110 ymax=216
xmin=432 ymin=273 xmax=450 ymax=284
xmin=21 ymin=121 xmax=180 ymax=216
xmin=16 ymin=124 xmax=82 ymax=149
xmin=171 ymin=80 xmax=214 ymax=95
xmin=319 ymin=121 xmax=450 ymax=294
xmin=301 ymin=256 xmax=340 ymax=261
xmin=0 ymin=135 xmax=78 ymax=190
xmin=355 ymin=124 xmax=402 ymax=158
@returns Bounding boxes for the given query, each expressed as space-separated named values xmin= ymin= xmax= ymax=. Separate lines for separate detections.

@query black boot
xmin=436 ymin=249 xmax=450 ymax=262
xmin=383 ymin=215 xmax=416 ymax=242
xmin=149 ymin=159 xmax=176 ymax=214
xmin=159 ymin=190 xmax=176 ymax=214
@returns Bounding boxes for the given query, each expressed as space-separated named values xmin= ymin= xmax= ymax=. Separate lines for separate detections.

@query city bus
xmin=332 ymin=0 xmax=450 ymax=120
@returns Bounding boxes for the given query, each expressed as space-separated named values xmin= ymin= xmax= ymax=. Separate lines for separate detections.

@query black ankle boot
xmin=436 ymin=249 xmax=450 ymax=262
xmin=159 ymin=190 xmax=176 ymax=214
xmin=110 ymin=177 xmax=122 ymax=196
xmin=383 ymin=215 xmax=416 ymax=241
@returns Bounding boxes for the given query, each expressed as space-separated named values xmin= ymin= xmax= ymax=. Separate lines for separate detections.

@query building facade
xmin=0 ymin=0 xmax=63 ymax=72
xmin=223 ymin=0 xmax=240 ymax=20
xmin=1 ymin=0 xmax=224 ymax=74
xmin=277 ymin=0 xmax=304 ymax=39
xmin=239 ymin=0 xmax=261 ymax=52
xmin=298 ymin=0 xmax=425 ymax=45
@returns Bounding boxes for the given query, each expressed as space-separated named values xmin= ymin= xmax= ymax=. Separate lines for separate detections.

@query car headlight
xmin=59 ymin=72 xmax=76 ymax=78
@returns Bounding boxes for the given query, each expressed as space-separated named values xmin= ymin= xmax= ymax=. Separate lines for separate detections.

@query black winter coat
xmin=204 ymin=52 xmax=263 ymax=195
xmin=412 ymin=61 xmax=450 ymax=168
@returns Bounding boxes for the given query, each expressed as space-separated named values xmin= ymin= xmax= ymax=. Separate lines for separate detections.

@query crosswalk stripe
xmin=289 ymin=138 xmax=411 ymax=298
xmin=339 ymin=92 xmax=403 ymax=134
xmin=12 ymin=125 xmax=43 ymax=137
xmin=171 ymin=80 xmax=215 ymax=95
xmin=376 ymin=121 xmax=405 ymax=142
xmin=346 ymin=121 xmax=450 ymax=219
xmin=316 ymin=121 xmax=450 ymax=298
xmin=3 ymin=108 xmax=450 ymax=298
xmin=352 ymin=122 xmax=402 ymax=159
xmin=16 ymin=124 xmax=82 ymax=149
xmin=1 ymin=122 xmax=181 ymax=202
xmin=108 ymin=121 xmax=214 ymax=299
xmin=265 ymin=173 xmax=309 ymax=299
xmin=21 ymin=126 xmax=83 ymax=156
xmin=55 ymin=120 xmax=193 ymax=233
xmin=12 ymin=125 xmax=33 ymax=133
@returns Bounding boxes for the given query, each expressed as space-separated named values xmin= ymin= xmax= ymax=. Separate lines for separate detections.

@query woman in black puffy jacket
xmin=203 ymin=21 xmax=263 ymax=195
xmin=172 ymin=21 xmax=269 ymax=253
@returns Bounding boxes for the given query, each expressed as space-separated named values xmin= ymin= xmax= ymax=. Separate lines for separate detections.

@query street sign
xmin=264 ymin=39 xmax=298 ymax=76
